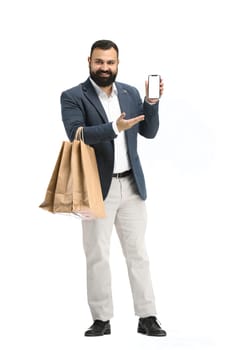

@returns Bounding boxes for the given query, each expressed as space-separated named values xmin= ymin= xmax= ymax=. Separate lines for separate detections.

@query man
xmin=60 ymin=39 xmax=166 ymax=337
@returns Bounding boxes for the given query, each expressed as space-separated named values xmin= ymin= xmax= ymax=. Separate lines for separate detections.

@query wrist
xmin=112 ymin=121 xmax=120 ymax=135
xmin=145 ymin=97 xmax=159 ymax=105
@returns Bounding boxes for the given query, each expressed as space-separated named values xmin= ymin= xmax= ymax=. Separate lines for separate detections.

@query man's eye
xmin=94 ymin=60 xmax=115 ymax=65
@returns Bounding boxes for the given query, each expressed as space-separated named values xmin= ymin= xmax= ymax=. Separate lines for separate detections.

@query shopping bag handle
xmin=75 ymin=127 xmax=84 ymax=142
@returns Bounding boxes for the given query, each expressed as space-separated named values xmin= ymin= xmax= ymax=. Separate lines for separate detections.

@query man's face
xmin=88 ymin=47 xmax=119 ymax=87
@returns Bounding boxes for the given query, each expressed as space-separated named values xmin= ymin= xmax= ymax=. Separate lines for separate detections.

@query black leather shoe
xmin=84 ymin=320 xmax=111 ymax=337
xmin=138 ymin=316 xmax=167 ymax=336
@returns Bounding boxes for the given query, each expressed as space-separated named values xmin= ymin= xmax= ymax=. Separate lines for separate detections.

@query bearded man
xmin=60 ymin=39 xmax=166 ymax=337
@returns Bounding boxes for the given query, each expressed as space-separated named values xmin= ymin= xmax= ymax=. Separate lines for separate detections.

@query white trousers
xmin=82 ymin=174 xmax=157 ymax=321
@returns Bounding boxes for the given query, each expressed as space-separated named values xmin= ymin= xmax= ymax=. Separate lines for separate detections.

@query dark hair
xmin=90 ymin=40 xmax=119 ymax=57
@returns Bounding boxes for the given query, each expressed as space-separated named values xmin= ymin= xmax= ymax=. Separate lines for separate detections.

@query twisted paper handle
xmin=75 ymin=127 xmax=84 ymax=142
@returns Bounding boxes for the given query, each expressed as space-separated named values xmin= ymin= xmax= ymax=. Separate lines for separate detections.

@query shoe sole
xmin=85 ymin=329 xmax=111 ymax=337
xmin=137 ymin=326 xmax=166 ymax=337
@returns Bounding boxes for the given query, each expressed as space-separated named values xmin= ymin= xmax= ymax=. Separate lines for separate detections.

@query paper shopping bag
xmin=39 ymin=134 xmax=105 ymax=219
xmin=71 ymin=140 xmax=105 ymax=219
xmin=39 ymin=141 xmax=73 ymax=214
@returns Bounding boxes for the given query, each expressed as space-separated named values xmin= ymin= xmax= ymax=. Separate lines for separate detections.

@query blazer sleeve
xmin=139 ymin=99 xmax=160 ymax=138
xmin=60 ymin=88 xmax=117 ymax=144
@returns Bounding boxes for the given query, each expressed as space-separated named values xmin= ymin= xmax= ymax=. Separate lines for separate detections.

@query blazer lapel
xmin=82 ymin=79 xmax=132 ymax=123
xmin=82 ymin=79 xmax=109 ymax=123
xmin=116 ymin=83 xmax=131 ymax=119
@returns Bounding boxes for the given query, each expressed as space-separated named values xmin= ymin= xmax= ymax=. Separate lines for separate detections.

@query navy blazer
xmin=60 ymin=78 xmax=159 ymax=200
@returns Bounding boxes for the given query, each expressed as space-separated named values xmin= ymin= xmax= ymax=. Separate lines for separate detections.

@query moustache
xmin=96 ymin=70 xmax=112 ymax=75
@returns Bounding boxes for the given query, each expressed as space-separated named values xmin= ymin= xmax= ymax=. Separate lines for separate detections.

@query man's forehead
xmin=91 ymin=48 xmax=118 ymax=60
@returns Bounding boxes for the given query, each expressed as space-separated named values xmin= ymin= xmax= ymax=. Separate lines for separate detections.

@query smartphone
xmin=148 ymin=74 xmax=160 ymax=99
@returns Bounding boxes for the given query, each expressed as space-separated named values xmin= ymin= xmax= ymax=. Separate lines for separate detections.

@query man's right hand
xmin=116 ymin=112 xmax=145 ymax=132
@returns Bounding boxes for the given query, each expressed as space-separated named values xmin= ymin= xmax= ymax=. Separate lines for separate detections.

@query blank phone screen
xmin=148 ymin=75 xmax=160 ymax=99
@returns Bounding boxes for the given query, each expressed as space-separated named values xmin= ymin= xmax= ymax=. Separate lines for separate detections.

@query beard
xmin=89 ymin=68 xmax=117 ymax=87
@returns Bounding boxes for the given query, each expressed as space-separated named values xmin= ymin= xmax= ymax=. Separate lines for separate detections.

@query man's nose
xmin=101 ymin=62 xmax=109 ymax=71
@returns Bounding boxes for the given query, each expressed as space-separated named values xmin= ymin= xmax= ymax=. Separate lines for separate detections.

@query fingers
xmin=145 ymin=80 xmax=149 ymax=97
xmin=117 ymin=113 xmax=145 ymax=132
xmin=131 ymin=114 xmax=145 ymax=124
xmin=119 ymin=112 xmax=126 ymax=119
xmin=160 ymin=78 xmax=164 ymax=97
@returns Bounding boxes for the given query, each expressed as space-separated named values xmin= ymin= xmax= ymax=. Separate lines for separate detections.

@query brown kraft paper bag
xmin=39 ymin=132 xmax=105 ymax=220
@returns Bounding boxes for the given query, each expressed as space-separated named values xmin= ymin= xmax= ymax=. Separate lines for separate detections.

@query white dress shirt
xmin=90 ymin=78 xmax=131 ymax=173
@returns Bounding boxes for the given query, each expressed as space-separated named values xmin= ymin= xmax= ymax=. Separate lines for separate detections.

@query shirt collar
xmin=89 ymin=77 xmax=118 ymax=98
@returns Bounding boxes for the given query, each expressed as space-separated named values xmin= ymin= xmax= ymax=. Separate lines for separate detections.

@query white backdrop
xmin=1 ymin=0 xmax=233 ymax=349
